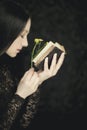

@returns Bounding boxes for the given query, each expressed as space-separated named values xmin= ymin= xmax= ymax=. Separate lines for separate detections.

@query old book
xmin=31 ymin=39 xmax=66 ymax=70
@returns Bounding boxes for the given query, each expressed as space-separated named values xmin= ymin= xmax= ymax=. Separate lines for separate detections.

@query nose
xmin=22 ymin=37 xmax=28 ymax=47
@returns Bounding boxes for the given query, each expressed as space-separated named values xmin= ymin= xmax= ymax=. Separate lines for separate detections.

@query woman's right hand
xmin=15 ymin=68 xmax=39 ymax=99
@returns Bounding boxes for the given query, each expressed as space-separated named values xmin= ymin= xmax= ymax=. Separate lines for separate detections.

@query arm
xmin=0 ymin=94 xmax=24 ymax=130
xmin=12 ymin=88 xmax=40 ymax=129
xmin=19 ymin=88 xmax=40 ymax=128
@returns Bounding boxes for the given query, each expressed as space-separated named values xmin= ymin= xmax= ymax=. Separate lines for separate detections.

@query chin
xmin=6 ymin=53 xmax=17 ymax=58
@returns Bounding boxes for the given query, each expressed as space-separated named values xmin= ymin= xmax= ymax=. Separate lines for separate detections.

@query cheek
xmin=14 ymin=39 xmax=22 ymax=48
xmin=11 ymin=37 xmax=23 ymax=50
xmin=12 ymin=42 xmax=18 ymax=49
xmin=18 ymin=38 xmax=23 ymax=44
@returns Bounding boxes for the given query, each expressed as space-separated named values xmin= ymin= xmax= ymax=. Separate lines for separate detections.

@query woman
xmin=0 ymin=0 xmax=65 ymax=130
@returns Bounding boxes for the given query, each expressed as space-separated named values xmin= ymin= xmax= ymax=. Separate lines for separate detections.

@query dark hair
xmin=0 ymin=0 xmax=30 ymax=56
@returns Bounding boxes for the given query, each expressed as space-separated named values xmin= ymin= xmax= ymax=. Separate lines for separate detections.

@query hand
xmin=15 ymin=68 xmax=39 ymax=99
xmin=15 ymin=52 xmax=65 ymax=99
xmin=38 ymin=52 xmax=65 ymax=85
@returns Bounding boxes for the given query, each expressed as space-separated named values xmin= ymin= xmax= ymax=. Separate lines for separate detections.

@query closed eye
xmin=20 ymin=35 xmax=25 ymax=38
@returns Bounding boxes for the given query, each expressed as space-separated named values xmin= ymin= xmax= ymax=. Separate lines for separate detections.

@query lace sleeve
xmin=19 ymin=88 xmax=40 ymax=128
xmin=0 ymin=94 xmax=24 ymax=130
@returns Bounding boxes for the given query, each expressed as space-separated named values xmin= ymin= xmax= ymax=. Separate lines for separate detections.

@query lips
xmin=17 ymin=49 xmax=22 ymax=52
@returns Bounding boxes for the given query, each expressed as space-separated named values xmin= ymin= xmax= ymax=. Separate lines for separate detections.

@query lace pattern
xmin=20 ymin=89 xmax=40 ymax=128
xmin=0 ymin=63 xmax=40 ymax=130
xmin=0 ymin=95 xmax=24 ymax=130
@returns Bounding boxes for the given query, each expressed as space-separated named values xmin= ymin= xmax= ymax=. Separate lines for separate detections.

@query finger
xmin=30 ymin=72 xmax=39 ymax=82
xmin=50 ymin=53 xmax=57 ymax=71
xmin=24 ymin=68 xmax=35 ymax=80
xmin=33 ymin=83 xmax=39 ymax=92
xmin=44 ymin=57 xmax=49 ymax=71
xmin=37 ymin=70 xmax=42 ymax=74
xmin=56 ymin=52 xmax=65 ymax=72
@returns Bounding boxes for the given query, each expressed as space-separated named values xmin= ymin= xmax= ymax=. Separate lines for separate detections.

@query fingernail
xmin=54 ymin=53 xmax=57 ymax=56
xmin=62 ymin=52 xmax=65 ymax=55
xmin=45 ymin=57 xmax=48 ymax=60
xmin=31 ymin=67 xmax=34 ymax=70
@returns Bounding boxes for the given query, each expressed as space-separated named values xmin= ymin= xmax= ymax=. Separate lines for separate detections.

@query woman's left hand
xmin=38 ymin=52 xmax=65 ymax=85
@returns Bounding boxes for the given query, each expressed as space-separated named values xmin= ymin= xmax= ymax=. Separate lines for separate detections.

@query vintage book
xmin=31 ymin=38 xmax=66 ymax=70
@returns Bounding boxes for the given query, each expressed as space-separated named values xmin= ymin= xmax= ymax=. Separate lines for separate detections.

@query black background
xmin=13 ymin=0 xmax=87 ymax=129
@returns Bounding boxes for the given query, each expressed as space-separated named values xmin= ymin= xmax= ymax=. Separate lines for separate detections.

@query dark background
xmin=14 ymin=0 xmax=87 ymax=129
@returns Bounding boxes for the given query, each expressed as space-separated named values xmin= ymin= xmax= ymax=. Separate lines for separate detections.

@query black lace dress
xmin=0 ymin=55 xmax=40 ymax=130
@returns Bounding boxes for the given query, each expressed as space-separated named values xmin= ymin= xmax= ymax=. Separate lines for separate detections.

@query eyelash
xmin=20 ymin=35 xmax=24 ymax=38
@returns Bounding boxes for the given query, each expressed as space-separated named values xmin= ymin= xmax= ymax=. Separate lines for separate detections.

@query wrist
xmin=15 ymin=92 xmax=26 ymax=99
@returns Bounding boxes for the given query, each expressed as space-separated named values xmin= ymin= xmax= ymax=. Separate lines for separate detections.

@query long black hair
xmin=0 ymin=0 xmax=30 ymax=56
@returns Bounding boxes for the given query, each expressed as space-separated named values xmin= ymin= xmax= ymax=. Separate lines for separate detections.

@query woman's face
xmin=6 ymin=19 xmax=31 ymax=57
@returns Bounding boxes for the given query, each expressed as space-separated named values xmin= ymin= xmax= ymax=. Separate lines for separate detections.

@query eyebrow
xmin=21 ymin=30 xmax=29 ymax=35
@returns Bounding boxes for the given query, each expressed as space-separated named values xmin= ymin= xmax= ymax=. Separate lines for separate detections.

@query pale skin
xmin=6 ymin=18 xmax=65 ymax=99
